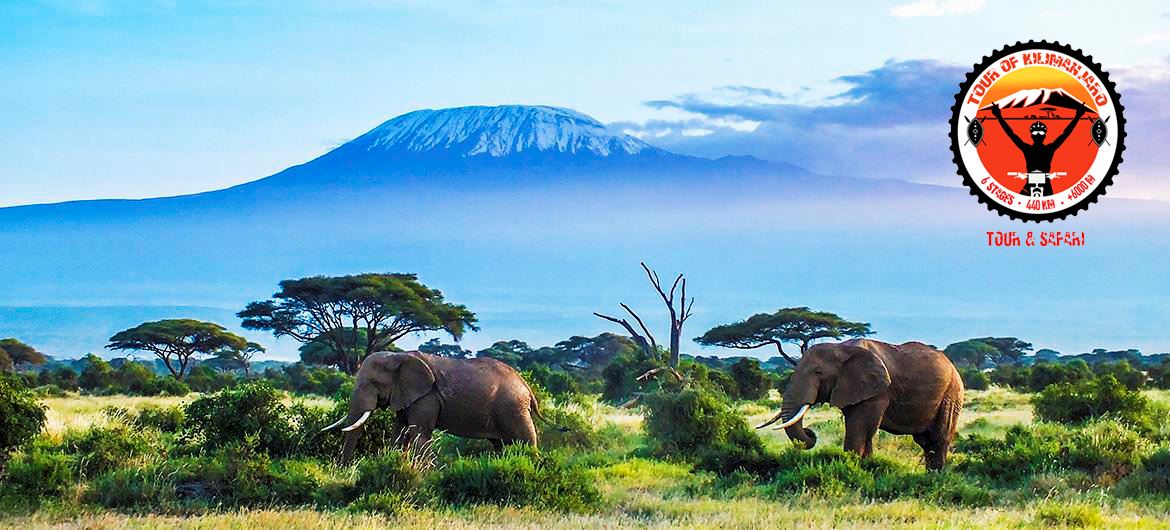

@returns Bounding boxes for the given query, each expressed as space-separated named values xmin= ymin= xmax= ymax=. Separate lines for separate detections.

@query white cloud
xmin=890 ymin=0 xmax=986 ymax=18
xmin=1133 ymin=32 xmax=1169 ymax=45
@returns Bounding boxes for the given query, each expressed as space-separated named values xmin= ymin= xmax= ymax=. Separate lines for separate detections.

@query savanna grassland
xmin=2 ymin=386 xmax=1169 ymax=530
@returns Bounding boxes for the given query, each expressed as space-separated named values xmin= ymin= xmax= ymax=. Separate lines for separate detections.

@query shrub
xmin=1035 ymin=502 xmax=1104 ymax=528
xmin=728 ymin=358 xmax=770 ymax=400
xmin=0 ymin=377 xmax=46 ymax=466
xmin=537 ymin=401 xmax=601 ymax=451
xmin=133 ymin=404 xmax=185 ymax=433
xmin=524 ymin=364 xmax=581 ymax=400
xmin=86 ymin=467 xmax=174 ymax=510
xmin=60 ymin=423 xmax=156 ymax=477
xmin=349 ymin=491 xmax=413 ymax=516
xmin=1091 ymin=361 xmax=1147 ymax=390
xmin=354 ymin=449 xmax=424 ymax=497
xmin=641 ymin=387 xmax=776 ymax=476
xmin=1115 ymin=447 xmax=1170 ymax=496
xmin=1027 ymin=361 xmax=1092 ymax=393
xmin=1 ymin=447 xmax=75 ymax=498
xmin=182 ymin=380 xmax=293 ymax=454
xmin=176 ymin=437 xmax=307 ymax=507
xmin=957 ymin=421 xmax=1148 ymax=484
xmin=433 ymin=446 xmax=600 ymax=512
xmin=764 ymin=447 xmax=875 ymax=497
xmin=1033 ymin=375 xmax=1153 ymax=426
xmin=958 ymin=368 xmax=989 ymax=391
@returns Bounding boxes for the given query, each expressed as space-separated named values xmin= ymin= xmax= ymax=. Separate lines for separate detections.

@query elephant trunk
xmin=777 ymin=379 xmax=818 ymax=449
xmin=341 ymin=425 xmax=364 ymax=465
xmin=336 ymin=383 xmax=378 ymax=464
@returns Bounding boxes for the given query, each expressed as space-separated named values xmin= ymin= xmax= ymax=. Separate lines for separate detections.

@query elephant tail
xmin=529 ymin=394 xmax=569 ymax=432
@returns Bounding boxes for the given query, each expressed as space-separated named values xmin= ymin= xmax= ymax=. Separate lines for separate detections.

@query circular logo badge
xmin=950 ymin=41 xmax=1125 ymax=222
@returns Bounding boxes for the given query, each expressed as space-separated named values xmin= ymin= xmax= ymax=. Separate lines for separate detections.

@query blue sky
xmin=1 ymin=0 xmax=1169 ymax=206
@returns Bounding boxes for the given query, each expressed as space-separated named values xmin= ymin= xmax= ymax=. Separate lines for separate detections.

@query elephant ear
xmin=830 ymin=346 xmax=892 ymax=408
xmin=388 ymin=353 xmax=437 ymax=411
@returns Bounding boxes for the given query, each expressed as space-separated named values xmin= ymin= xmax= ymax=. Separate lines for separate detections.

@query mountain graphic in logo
xmin=979 ymin=87 xmax=1088 ymax=113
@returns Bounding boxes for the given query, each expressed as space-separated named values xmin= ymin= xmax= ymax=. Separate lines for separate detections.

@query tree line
xmin=4 ymin=269 xmax=1169 ymax=400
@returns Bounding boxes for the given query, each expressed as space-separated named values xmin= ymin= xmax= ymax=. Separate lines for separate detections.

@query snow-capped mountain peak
xmin=980 ymin=88 xmax=1087 ymax=111
xmin=354 ymin=105 xmax=652 ymax=157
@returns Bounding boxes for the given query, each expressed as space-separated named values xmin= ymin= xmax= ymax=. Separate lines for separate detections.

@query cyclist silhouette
xmin=990 ymin=101 xmax=1087 ymax=196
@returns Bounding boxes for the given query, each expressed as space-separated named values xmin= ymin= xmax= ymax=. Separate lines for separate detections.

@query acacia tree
xmin=239 ymin=273 xmax=478 ymax=374
xmin=106 ymin=319 xmax=251 ymax=380
xmin=0 ymin=338 xmax=47 ymax=372
xmin=594 ymin=262 xmax=694 ymax=380
xmin=695 ymin=307 xmax=872 ymax=367
xmin=212 ymin=342 xmax=265 ymax=376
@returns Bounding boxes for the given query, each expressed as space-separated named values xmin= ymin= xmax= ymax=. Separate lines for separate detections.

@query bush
xmin=354 ymin=449 xmax=423 ymax=497
xmin=1033 ymin=376 xmax=1154 ymax=427
xmin=760 ymin=447 xmax=994 ymax=506
xmin=728 ymin=358 xmax=770 ymax=401
xmin=60 ymin=423 xmax=155 ymax=477
xmin=1116 ymin=447 xmax=1170 ymax=496
xmin=349 ymin=491 xmax=413 ymax=516
xmin=1 ymin=448 xmax=75 ymax=498
xmin=434 ymin=446 xmax=600 ymax=512
xmin=1091 ymin=361 xmax=1147 ymax=390
xmin=182 ymin=380 xmax=293 ymax=454
xmin=764 ymin=447 xmax=876 ymax=497
xmin=1027 ymin=361 xmax=1092 ymax=393
xmin=957 ymin=421 xmax=1149 ymax=484
xmin=0 ymin=377 xmax=46 ymax=466
xmin=86 ymin=467 xmax=174 ymax=510
xmin=641 ymin=387 xmax=776 ymax=476
xmin=134 ymin=404 xmax=185 ymax=433
xmin=958 ymin=368 xmax=989 ymax=391
xmin=537 ymin=402 xmax=601 ymax=451
xmin=524 ymin=364 xmax=581 ymax=400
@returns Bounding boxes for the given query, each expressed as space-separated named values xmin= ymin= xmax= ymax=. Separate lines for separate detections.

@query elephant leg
xmin=403 ymin=395 xmax=440 ymax=454
xmin=913 ymin=431 xmax=947 ymax=471
xmin=498 ymin=408 xmax=538 ymax=447
xmin=921 ymin=374 xmax=963 ymax=471
xmin=842 ymin=397 xmax=888 ymax=458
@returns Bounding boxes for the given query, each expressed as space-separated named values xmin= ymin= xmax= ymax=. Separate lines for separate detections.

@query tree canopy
xmin=211 ymin=342 xmax=265 ymax=376
xmin=695 ymin=307 xmax=872 ymax=366
xmin=0 ymin=338 xmax=47 ymax=372
xmin=239 ymin=273 xmax=477 ymax=374
xmin=944 ymin=337 xmax=1033 ymax=368
xmin=419 ymin=338 xmax=472 ymax=358
xmin=106 ymin=319 xmax=251 ymax=380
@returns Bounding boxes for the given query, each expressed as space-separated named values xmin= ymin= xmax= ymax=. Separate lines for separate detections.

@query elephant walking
xmin=321 ymin=351 xmax=545 ymax=463
xmin=757 ymin=339 xmax=963 ymax=470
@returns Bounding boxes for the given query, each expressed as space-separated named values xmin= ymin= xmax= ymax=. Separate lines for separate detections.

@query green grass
xmin=4 ymin=388 xmax=1170 ymax=529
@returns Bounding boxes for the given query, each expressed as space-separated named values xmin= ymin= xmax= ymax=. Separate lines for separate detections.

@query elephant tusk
xmin=319 ymin=416 xmax=349 ymax=432
xmin=341 ymin=410 xmax=373 ymax=432
xmin=755 ymin=408 xmax=788 ymax=429
xmin=773 ymin=404 xmax=811 ymax=430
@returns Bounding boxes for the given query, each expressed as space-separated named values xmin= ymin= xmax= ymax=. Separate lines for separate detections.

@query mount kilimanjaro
xmin=0 ymin=105 xmax=1166 ymax=358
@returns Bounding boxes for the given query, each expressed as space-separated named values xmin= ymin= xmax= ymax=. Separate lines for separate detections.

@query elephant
xmin=756 ymin=338 xmax=963 ymax=470
xmin=320 ymin=351 xmax=547 ymax=464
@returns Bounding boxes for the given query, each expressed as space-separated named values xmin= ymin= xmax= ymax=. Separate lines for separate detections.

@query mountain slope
xmin=3 ymin=105 xmax=1169 ymax=359
xmin=357 ymin=105 xmax=654 ymax=157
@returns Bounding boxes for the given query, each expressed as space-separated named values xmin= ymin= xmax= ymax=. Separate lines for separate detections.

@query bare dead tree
xmin=594 ymin=261 xmax=695 ymax=383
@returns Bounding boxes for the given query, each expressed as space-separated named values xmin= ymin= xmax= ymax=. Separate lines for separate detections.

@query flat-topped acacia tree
xmin=695 ymin=307 xmax=872 ymax=367
xmin=0 ymin=338 xmax=47 ymax=372
xmin=106 ymin=319 xmax=251 ymax=380
xmin=238 ymin=273 xmax=478 ymax=375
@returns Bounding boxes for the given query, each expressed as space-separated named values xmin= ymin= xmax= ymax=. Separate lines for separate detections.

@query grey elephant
xmin=756 ymin=338 xmax=964 ymax=470
xmin=321 ymin=351 xmax=546 ymax=463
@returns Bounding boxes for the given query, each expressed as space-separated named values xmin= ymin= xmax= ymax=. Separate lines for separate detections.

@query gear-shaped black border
xmin=950 ymin=41 xmax=1126 ymax=222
